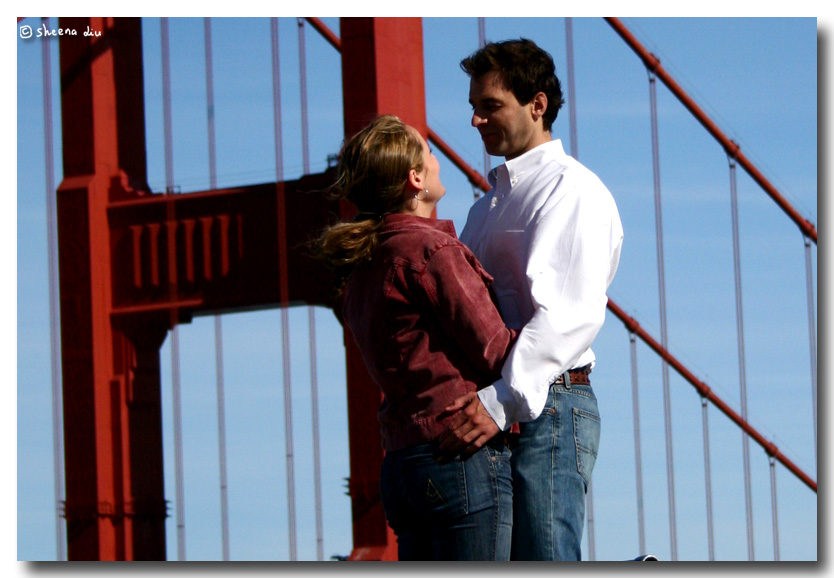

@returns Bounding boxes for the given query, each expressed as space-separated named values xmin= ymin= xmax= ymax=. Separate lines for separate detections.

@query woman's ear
xmin=407 ymin=167 xmax=424 ymax=192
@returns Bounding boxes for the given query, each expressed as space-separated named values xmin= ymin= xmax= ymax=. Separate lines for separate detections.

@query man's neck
xmin=505 ymin=131 xmax=552 ymax=162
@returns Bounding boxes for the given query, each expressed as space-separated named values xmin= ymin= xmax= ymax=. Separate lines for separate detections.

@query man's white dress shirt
xmin=460 ymin=139 xmax=623 ymax=431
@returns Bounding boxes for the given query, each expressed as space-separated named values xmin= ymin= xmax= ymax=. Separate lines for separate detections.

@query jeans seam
xmin=489 ymin=448 xmax=498 ymax=560
xmin=549 ymin=387 xmax=558 ymax=557
xmin=573 ymin=408 xmax=600 ymax=486
xmin=456 ymin=455 xmax=468 ymax=515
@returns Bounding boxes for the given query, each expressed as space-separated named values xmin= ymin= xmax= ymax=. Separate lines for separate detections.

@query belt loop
xmin=564 ymin=371 xmax=571 ymax=390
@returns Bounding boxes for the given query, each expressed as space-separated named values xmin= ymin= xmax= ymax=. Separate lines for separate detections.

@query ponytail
xmin=316 ymin=216 xmax=384 ymax=296
xmin=315 ymin=115 xmax=423 ymax=298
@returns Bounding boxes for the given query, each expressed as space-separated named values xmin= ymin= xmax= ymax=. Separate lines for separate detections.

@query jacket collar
xmin=381 ymin=213 xmax=458 ymax=239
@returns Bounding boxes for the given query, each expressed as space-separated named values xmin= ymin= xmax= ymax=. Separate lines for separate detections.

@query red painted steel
xmin=108 ymin=173 xmax=340 ymax=319
xmin=341 ymin=18 xmax=428 ymax=137
xmin=55 ymin=16 xmax=342 ymax=560
xmin=53 ymin=15 xmax=814 ymax=562
xmin=606 ymin=299 xmax=817 ymax=493
xmin=422 ymin=87 xmax=818 ymax=496
xmin=338 ymin=17 xmax=429 ymax=561
xmin=427 ymin=127 xmax=491 ymax=192
xmin=305 ymin=19 xmax=489 ymax=195
xmin=305 ymin=17 xmax=342 ymax=51
xmin=605 ymin=17 xmax=817 ymax=244
xmin=56 ymin=17 xmax=167 ymax=561
xmin=54 ymin=14 xmax=424 ymax=561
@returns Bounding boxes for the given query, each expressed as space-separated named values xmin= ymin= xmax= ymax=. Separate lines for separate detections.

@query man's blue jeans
xmin=510 ymin=379 xmax=601 ymax=561
xmin=380 ymin=437 xmax=513 ymax=560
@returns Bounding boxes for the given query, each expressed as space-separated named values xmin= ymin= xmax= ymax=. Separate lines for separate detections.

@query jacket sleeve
xmin=419 ymin=243 xmax=517 ymax=379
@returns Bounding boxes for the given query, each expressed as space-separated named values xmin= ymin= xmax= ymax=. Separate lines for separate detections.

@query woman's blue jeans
xmin=509 ymin=380 xmax=601 ymax=561
xmin=380 ymin=437 xmax=513 ymax=560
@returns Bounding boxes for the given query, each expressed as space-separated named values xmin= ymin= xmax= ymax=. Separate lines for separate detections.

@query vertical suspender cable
xmin=297 ymin=19 xmax=311 ymax=175
xmin=768 ymin=456 xmax=780 ymax=560
xmin=477 ymin=17 xmax=489 ymax=188
xmin=565 ymin=17 xmax=578 ymax=159
xmin=271 ymin=18 xmax=298 ymax=561
xmin=42 ymin=17 xmax=66 ymax=561
xmin=297 ymin=17 xmax=325 ymax=562
xmin=307 ymin=307 xmax=324 ymax=561
xmin=564 ymin=16 xmax=594 ymax=560
xmin=161 ymin=17 xmax=187 ymax=562
xmin=729 ymin=154 xmax=755 ymax=561
xmin=701 ymin=396 xmax=715 ymax=560
xmin=204 ymin=17 xmax=231 ymax=562
xmin=803 ymin=236 xmax=817 ymax=468
xmin=629 ymin=333 xmax=646 ymax=556
xmin=648 ymin=69 xmax=677 ymax=561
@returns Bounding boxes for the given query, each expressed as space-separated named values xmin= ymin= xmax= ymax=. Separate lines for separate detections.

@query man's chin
xmin=483 ymin=144 xmax=504 ymax=157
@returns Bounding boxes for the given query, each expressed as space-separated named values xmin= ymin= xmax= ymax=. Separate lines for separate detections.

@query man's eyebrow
xmin=470 ymin=97 xmax=502 ymax=106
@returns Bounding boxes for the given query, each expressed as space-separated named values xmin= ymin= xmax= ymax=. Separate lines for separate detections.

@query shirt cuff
xmin=477 ymin=379 xmax=516 ymax=431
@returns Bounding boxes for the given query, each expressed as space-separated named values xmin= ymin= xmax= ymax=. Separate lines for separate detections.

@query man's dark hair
xmin=460 ymin=38 xmax=564 ymax=132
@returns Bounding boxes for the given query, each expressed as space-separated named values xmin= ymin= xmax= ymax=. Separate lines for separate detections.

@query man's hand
xmin=437 ymin=391 xmax=500 ymax=456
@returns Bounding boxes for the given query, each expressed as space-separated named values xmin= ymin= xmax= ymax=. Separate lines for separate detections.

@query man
xmin=438 ymin=38 xmax=623 ymax=561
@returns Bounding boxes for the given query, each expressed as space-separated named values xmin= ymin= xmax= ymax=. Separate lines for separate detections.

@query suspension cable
xmin=161 ymin=17 xmax=187 ymax=562
xmin=769 ymin=456 xmax=781 ymax=560
xmin=700 ymin=395 xmax=715 ymax=561
xmin=298 ymin=18 xmax=311 ymax=176
xmin=304 ymin=17 xmax=490 ymax=197
xmin=803 ymin=236 xmax=817 ymax=468
xmin=303 ymin=14 xmax=817 ymax=559
xmin=203 ymin=17 xmax=231 ymax=562
xmin=563 ymin=17 xmax=595 ymax=559
xmin=411 ymin=34 xmax=818 ymax=498
xmin=270 ymin=17 xmax=298 ymax=561
xmin=648 ymin=68 xmax=677 ymax=561
xmin=605 ymin=17 xmax=816 ymax=244
xmin=629 ymin=333 xmax=646 ymax=556
xmin=297 ymin=17 xmax=325 ymax=561
xmin=565 ymin=17 xmax=578 ymax=160
xmin=608 ymin=299 xmax=817 ymax=493
xmin=728 ymin=154 xmax=755 ymax=560
xmin=477 ymin=17 xmax=489 ymax=190
xmin=42 ymin=16 xmax=66 ymax=562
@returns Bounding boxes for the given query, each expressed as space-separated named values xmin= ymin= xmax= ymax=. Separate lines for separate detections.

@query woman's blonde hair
xmin=317 ymin=115 xmax=425 ymax=296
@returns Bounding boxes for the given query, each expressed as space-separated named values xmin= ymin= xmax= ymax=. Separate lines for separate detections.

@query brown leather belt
xmin=553 ymin=367 xmax=591 ymax=386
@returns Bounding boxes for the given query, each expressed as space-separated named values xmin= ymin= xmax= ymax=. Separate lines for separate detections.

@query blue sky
xmin=15 ymin=15 xmax=821 ymax=565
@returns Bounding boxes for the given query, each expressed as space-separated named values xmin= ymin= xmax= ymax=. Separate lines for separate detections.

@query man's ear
xmin=530 ymin=91 xmax=548 ymax=123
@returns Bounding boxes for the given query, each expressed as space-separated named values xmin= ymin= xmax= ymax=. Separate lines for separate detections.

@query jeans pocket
xmin=484 ymin=438 xmax=512 ymax=462
xmin=573 ymin=407 xmax=601 ymax=487
xmin=402 ymin=452 xmax=469 ymax=520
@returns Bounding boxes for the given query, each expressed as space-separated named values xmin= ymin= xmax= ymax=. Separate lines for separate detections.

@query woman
xmin=317 ymin=115 xmax=515 ymax=560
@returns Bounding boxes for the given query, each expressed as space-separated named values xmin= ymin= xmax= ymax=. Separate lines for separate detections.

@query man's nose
xmin=471 ymin=113 xmax=485 ymax=127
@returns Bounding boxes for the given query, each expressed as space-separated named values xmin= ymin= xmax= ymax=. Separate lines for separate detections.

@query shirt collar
xmin=488 ymin=139 xmax=566 ymax=190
